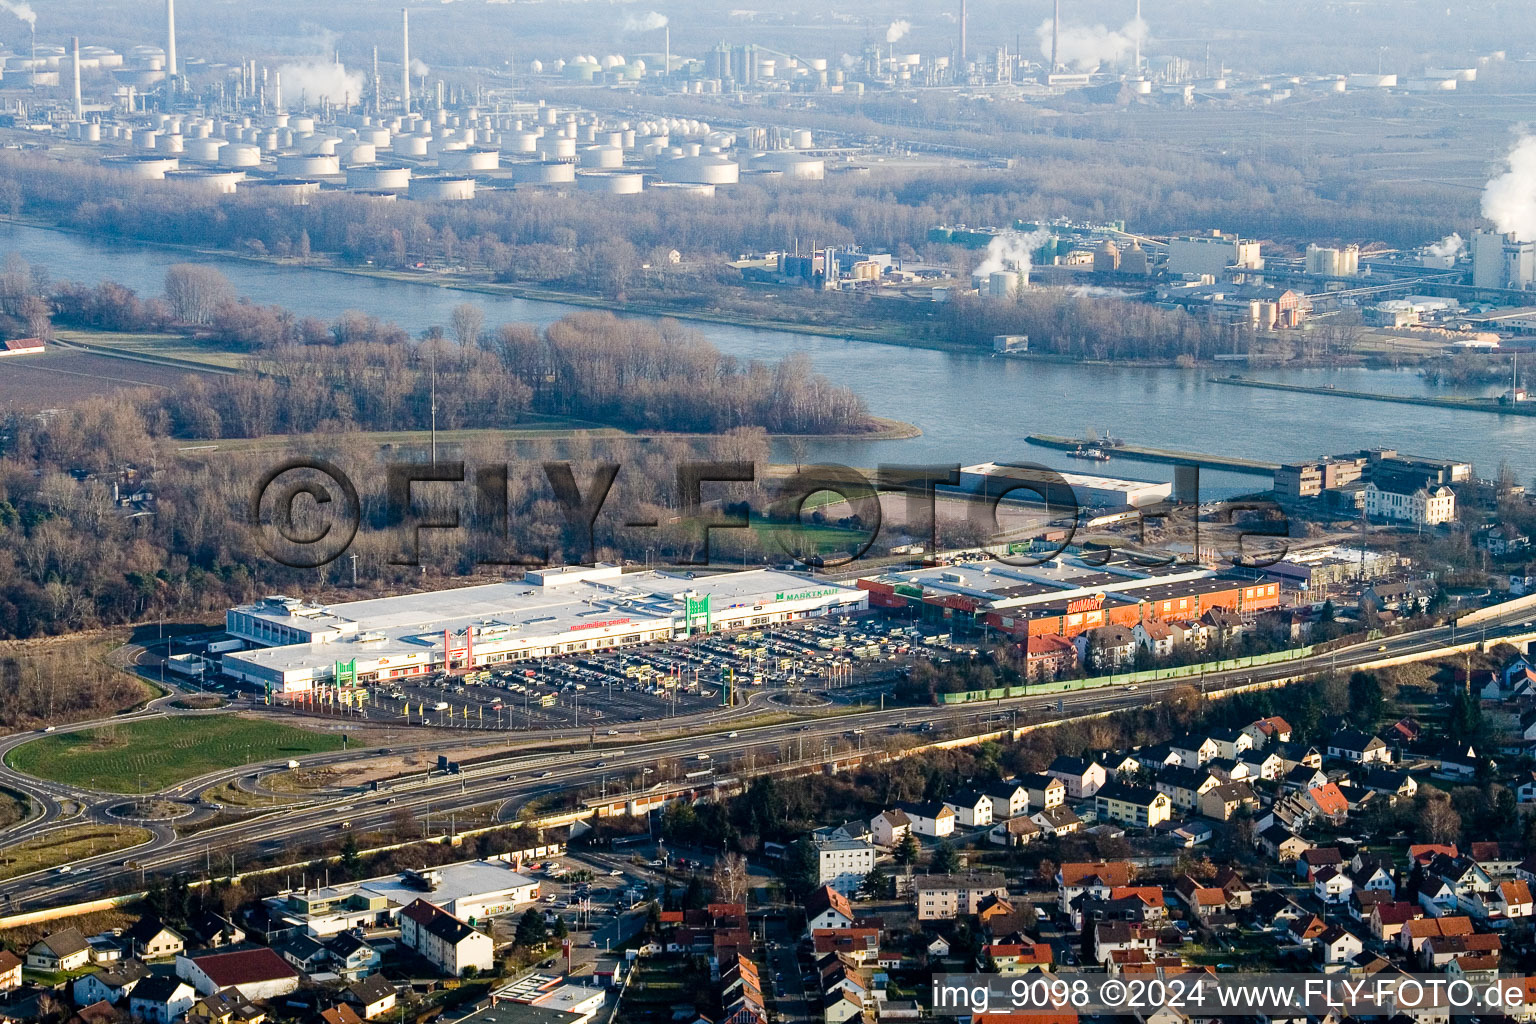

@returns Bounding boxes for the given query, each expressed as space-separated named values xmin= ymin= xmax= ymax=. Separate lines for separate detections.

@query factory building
xmin=1167 ymin=231 xmax=1264 ymax=278
xmin=1305 ymin=244 xmax=1359 ymax=277
xmin=1473 ymin=230 xmax=1536 ymax=291
xmin=222 ymin=565 xmax=866 ymax=693
xmin=957 ymin=463 xmax=1173 ymax=510
xmin=857 ymin=555 xmax=1280 ymax=639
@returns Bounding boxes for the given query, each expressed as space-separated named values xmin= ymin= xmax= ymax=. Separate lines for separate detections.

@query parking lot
xmin=195 ymin=614 xmax=991 ymax=731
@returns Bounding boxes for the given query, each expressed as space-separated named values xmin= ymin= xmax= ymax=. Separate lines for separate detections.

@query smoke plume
xmin=1483 ymin=136 xmax=1536 ymax=241
xmin=886 ymin=20 xmax=911 ymax=44
xmin=276 ymin=60 xmax=365 ymax=107
xmin=409 ymin=57 xmax=430 ymax=77
xmin=1037 ymin=16 xmax=1146 ymax=70
xmin=974 ymin=229 xmax=1051 ymax=281
xmin=0 ymin=0 xmax=36 ymax=29
xmin=623 ymin=11 xmax=668 ymax=32
xmin=1425 ymin=232 xmax=1464 ymax=258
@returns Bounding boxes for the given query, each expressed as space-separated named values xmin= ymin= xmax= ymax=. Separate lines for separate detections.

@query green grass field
xmin=6 ymin=716 xmax=347 ymax=792
xmin=0 ymin=825 xmax=152 ymax=881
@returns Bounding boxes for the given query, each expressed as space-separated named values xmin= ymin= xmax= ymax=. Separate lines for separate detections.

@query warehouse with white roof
xmin=222 ymin=564 xmax=866 ymax=693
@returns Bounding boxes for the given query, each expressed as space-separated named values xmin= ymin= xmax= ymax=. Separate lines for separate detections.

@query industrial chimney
xmin=72 ymin=36 xmax=81 ymax=119
xmin=166 ymin=0 xmax=178 ymax=80
xmin=664 ymin=25 xmax=670 ymax=80
xmin=958 ymin=0 xmax=967 ymax=66
xmin=273 ymin=70 xmax=283 ymax=113
xmin=1051 ymin=0 xmax=1060 ymax=71
xmin=401 ymin=7 xmax=410 ymax=113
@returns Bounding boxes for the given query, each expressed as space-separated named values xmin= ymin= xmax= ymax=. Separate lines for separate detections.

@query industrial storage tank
xmin=104 ymin=154 xmax=180 ymax=179
xmin=407 ymin=175 xmax=476 ymax=201
xmin=507 ymin=130 xmax=540 ymax=154
xmin=346 ymin=164 xmax=411 ymax=189
xmin=790 ymin=129 xmax=813 ymax=149
xmin=165 ymin=169 xmax=245 ymax=194
xmin=536 ymin=135 xmax=576 ymax=160
xmin=338 ymin=142 xmax=377 ymax=165
xmin=750 ymin=152 xmax=825 ymax=180
xmin=655 ymin=154 xmax=738 ymax=185
xmin=243 ymin=178 xmax=322 ymax=205
xmin=288 ymin=115 xmax=316 ymax=134
xmin=135 ymin=129 xmax=161 ymax=151
xmin=276 ymin=152 xmax=340 ymax=176
xmin=438 ymin=147 xmax=500 ymax=171
xmin=506 ymin=160 xmax=576 ymax=184
xmin=356 ymin=127 xmax=391 ymax=147
xmin=392 ymin=135 xmax=430 ymax=158
xmin=296 ymin=134 xmax=339 ymax=155
xmin=579 ymin=146 xmax=624 ymax=169
xmin=157 ymin=134 xmax=185 ymax=155
xmin=218 ymin=143 xmax=261 ymax=168
xmin=648 ymin=181 xmax=716 ymax=197
xmin=576 ymin=170 xmax=644 ymax=195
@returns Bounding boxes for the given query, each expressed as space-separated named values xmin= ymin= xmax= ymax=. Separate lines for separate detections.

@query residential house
xmin=1046 ymin=756 xmax=1107 ymax=799
xmin=1370 ymin=903 xmax=1420 ymax=945
xmin=1023 ymin=634 xmax=1079 ymax=681
xmin=805 ymin=886 xmax=856 ymax=933
xmin=1081 ymin=624 xmax=1137 ymax=672
xmin=1208 ymin=728 xmax=1255 ymax=761
xmin=1318 ymin=927 xmax=1364 ymax=966
xmin=1204 ymin=758 xmax=1251 ymax=785
xmin=944 ymin=790 xmax=993 ymax=829
xmin=1297 ymin=848 xmax=1344 ymax=882
xmin=1093 ymin=922 xmax=1158 ymax=965
xmin=274 ymin=934 xmax=329 ymax=974
xmin=869 ymin=810 xmax=911 ymax=847
xmin=981 ymin=941 xmax=1053 ymax=975
xmin=1244 ymin=716 xmax=1294 ymax=748
xmin=0 ymin=950 xmax=21 ymax=994
xmin=1019 ymin=774 xmax=1066 ymax=811
xmin=1173 ymin=875 xmax=1232 ymax=923
xmin=1326 ymin=730 xmax=1391 ymax=764
xmin=325 ymin=932 xmax=381 ymax=981
xmin=1348 ymin=858 xmax=1397 ymax=898
xmin=1155 ymin=765 xmax=1220 ymax=812
xmin=912 ymin=872 xmax=1009 ymax=921
xmin=1313 ymin=867 xmax=1354 ymax=906
xmin=982 ymin=781 xmax=1030 ymax=821
xmin=130 ymin=977 xmax=198 ymax=1024
xmin=988 ymin=816 xmax=1042 ymax=848
xmin=175 ymin=948 xmax=300 ymax=1002
xmin=1360 ymin=768 xmax=1417 ymax=800
xmin=1199 ymin=607 xmax=1246 ymax=645
xmin=894 ymin=801 xmax=955 ymax=838
xmin=1238 ymin=751 xmax=1285 ymax=782
xmin=1282 ymin=765 xmax=1329 ymax=794
xmin=28 ymin=928 xmax=92 ymax=973
xmin=1199 ymin=782 xmax=1259 ymax=821
xmin=73 ymin=961 xmax=150 ymax=1007
xmin=321 ymin=1007 xmax=364 ymax=1024
xmin=1094 ymin=781 xmax=1172 ymax=829
xmin=1257 ymin=825 xmax=1311 ymax=862
xmin=1363 ymin=479 xmax=1456 ymax=526
xmin=1397 ymin=917 xmax=1474 ymax=957
xmin=1469 ymin=842 xmax=1521 ymax=876
xmin=1306 ymin=783 xmax=1351 ymax=825
xmin=185 ymin=992 xmax=264 ymax=1024
xmin=124 ymin=919 xmax=185 ymax=962
xmin=187 ymin=914 xmax=246 ymax=951
xmin=396 ymin=900 xmax=494 ymax=978
xmin=1168 ymin=735 xmax=1219 ymax=768
xmin=343 ymin=975 xmax=398 ymax=1020
xmin=811 ymin=834 xmax=875 ymax=896
xmin=1057 ymin=862 xmax=1134 ymax=913
xmin=1030 ymin=805 xmax=1083 ymax=837
xmin=1133 ymin=620 xmax=1179 ymax=660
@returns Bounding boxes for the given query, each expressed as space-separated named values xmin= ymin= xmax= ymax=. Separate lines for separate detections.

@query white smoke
xmin=1425 ymin=232 xmax=1465 ymax=258
xmin=0 ymin=0 xmax=35 ymax=29
xmin=974 ymin=229 xmax=1051 ymax=281
xmin=886 ymin=20 xmax=911 ymax=44
xmin=623 ymin=11 xmax=668 ymax=32
xmin=1037 ymin=16 xmax=1146 ymax=70
xmin=839 ymin=52 xmax=858 ymax=69
xmin=276 ymin=60 xmax=365 ymax=107
xmin=1483 ymin=136 xmax=1536 ymax=241
xmin=409 ymin=57 xmax=430 ymax=77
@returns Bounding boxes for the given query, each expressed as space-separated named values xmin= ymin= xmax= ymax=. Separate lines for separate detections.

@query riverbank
xmin=1211 ymin=375 xmax=1536 ymax=416
xmin=1025 ymin=434 xmax=1280 ymax=474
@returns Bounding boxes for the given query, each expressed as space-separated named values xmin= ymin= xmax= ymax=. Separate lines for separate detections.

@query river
xmin=4 ymin=222 xmax=1530 ymax=497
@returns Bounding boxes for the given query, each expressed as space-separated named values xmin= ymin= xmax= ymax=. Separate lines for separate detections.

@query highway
xmin=1 ymin=604 xmax=1531 ymax=914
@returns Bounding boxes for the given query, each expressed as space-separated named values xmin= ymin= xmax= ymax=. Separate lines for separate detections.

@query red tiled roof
xmin=1059 ymin=862 xmax=1132 ymax=888
xmin=190 ymin=948 xmax=298 ymax=988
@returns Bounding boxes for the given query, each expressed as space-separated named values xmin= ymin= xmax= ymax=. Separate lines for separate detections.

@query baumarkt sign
xmin=775 ymin=588 xmax=842 ymax=602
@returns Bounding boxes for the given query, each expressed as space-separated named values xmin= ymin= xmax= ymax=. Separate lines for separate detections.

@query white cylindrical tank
xmin=346 ymin=164 xmax=411 ymax=189
xmin=507 ymin=130 xmax=540 ymax=154
xmin=297 ymin=134 xmax=339 ymax=155
xmin=165 ymin=169 xmax=245 ymax=193
xmin=791 ymin=129 xmax=813 ymax=149
xmin=338 ymin=142 xmax=377 ymax=165
xmin=158 ymin=134 xmax=185 ymax=154
xmin=656 ymin=154 xmax=738 ymax=185
xmin=392 ymin=134 xmax=429 ymax=158
xmin=438 ymin=147 xmax=500 ymax=171
xmin=288 ymin=115 xmax=316 ymax=134
xmin=106 ymin=154 xmax=180 ymax=179
xmin=136 ymin=129 xmax=161 ymax=151
xmin=80 ymin=122 xmax=101 ymax=142
xmin=576 ymin=170 xmax=644 ymax=195
xmin=407 ymin=175 xmax=476 ymax=200
xmin=579 ymin=146 xmax=624 ymax=168
xmin=244 ymin=178 xmax=322 ymax=205
xmin=219 ymin=143 xmax=261 ymax=167
xmin=751 ymin=152 xmax=825 ymax=180
xmin=537 ymin=135 xmax=576 ymax=160
xmin=507 ymin=160 xmax=576 ymax=184
xmin=357 ymin=127 xmax=391 ymax=147
xmin=276 ymin=152 xmax=340 ymax=176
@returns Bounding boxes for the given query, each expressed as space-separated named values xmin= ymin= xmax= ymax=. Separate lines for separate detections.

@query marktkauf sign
xmin=774 ymin=588 xmax=843 ymax=602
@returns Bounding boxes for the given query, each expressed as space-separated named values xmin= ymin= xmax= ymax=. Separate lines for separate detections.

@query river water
xmin=3 ymin=222 xmax=1527 ymax=496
